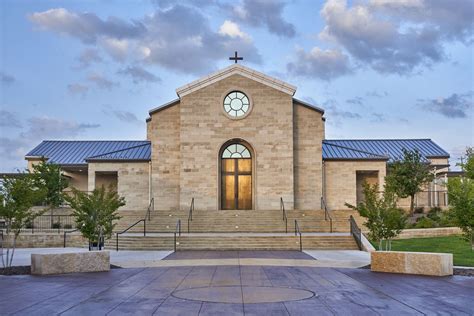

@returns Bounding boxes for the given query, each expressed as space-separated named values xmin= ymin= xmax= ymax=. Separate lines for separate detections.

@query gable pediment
xmin=176 ymin=64 xmax=297 ymax=97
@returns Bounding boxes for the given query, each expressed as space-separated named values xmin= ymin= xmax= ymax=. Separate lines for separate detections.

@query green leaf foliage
xmin=385 ymin=149 xmax=434 ymax=215
xmin=64 ymin=186 xmax=125 ymax=243
xmin=0 ymin=173 xmax=47 ymax=235
xmin=448 ymin=147 xmax=474 ymax=249
xmin=31 ymin=159 xmax=69 ymax=208
xmin=346 ymin=183 xmax=407 ymax=250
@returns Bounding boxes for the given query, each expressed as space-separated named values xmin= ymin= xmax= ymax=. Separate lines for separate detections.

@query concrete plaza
xmin=0 ymin=250 xmax=473 ymax=315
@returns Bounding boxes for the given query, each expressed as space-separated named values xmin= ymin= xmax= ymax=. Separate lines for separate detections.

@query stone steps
xmin=107 ymin=233 xmax=358 ymax=251
xmin=114 ymin=209 xmax=355 ymax=234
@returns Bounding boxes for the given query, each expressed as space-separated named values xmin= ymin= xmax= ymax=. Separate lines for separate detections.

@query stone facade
xmin=324 ymin=160 xmax=386 ymax=210
xmin=293 ymin=103 xmax=324 ymax=210
xmin=88 ymin=162 xmax=150 ymax=211
xmin=149 ymin=74 xmax=302 ymax=211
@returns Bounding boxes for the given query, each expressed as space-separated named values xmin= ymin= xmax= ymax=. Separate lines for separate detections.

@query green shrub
xmin=415 ymin=217 xmax=435 ymax=228
xmin=64 ymin=224 xmax=72 ymax=229
xmin=52 ymin=222 xmax=61 ymax=229
xmin=414 ymin=207 xmax=425 ymax=214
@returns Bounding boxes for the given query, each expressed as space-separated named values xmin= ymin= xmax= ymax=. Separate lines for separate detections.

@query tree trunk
xmin=409 ymin=194 xmax=415 ymax=216
xmin=471 ymin=232 xmax=474 ymax=251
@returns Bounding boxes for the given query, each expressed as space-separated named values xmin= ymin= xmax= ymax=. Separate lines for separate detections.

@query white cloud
xmin=29 ymin=6 xmax=261 ymax=75
xmin=67 ymin=83 xmax=89 ymax=96
xmin=117 ymin=65 xmax=161 ymax=84
xmin=287 ymin=47 xmax=352 ymax=80
xmin=87 ymin=73 xmax=119 ymax=90
xmin=317 ymin=0 xmax=473 ymax=75
xmin=218 ymin=20 xmax=250 ymax=41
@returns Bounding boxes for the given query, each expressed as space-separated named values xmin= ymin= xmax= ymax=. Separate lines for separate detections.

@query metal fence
xmin=373 ymin=190 xmax=448 ymax=208
xmin=24 ymin=215 xmax=76 ymax=233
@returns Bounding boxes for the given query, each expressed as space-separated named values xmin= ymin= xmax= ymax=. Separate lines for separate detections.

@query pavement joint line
xmin=336 ymin=268 xmax=427 ymax=315
xmin=114 ymin=258 xmax=369 ymax=268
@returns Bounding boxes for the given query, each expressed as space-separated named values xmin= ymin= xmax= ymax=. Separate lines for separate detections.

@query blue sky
xmin=0 ymin=0 xmax=473 ymax=172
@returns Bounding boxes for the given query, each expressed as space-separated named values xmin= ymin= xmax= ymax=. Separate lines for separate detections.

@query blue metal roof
xmin=323 ymin=139 xmax=449 ymax=161
xmin=26 ymin=141 xmax=151 ymax=165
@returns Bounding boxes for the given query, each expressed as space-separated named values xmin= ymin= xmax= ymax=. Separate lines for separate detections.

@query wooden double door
xmin=221 ymin=158 xmax=252 ymax=210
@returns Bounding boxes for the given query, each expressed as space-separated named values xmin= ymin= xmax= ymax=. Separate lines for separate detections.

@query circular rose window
xmin=223 ymin=91 xmax=250 ymax=118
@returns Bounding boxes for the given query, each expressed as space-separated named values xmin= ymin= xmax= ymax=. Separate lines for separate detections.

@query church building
xmin=25 ymin=62 xmax=450 ymax=228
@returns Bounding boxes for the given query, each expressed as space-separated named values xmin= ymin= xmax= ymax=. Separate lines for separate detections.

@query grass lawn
xmin=390 ymin=236 xmax=474 ymax=267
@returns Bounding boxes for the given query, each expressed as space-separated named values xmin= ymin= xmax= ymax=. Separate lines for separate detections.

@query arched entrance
xmin=220 ymin=141 xmax=253 ymax=210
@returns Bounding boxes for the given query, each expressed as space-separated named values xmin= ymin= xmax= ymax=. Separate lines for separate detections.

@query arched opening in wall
xmin=219 ymin=140 xmax=253 ymax=210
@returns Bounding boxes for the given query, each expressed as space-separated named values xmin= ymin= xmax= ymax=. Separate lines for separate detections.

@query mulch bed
xmin=0 ymin=266 xmax=30 ymax=275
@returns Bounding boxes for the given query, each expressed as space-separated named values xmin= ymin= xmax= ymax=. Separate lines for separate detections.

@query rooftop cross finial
xmin=229 ymin=51 xmax=243 ymax=64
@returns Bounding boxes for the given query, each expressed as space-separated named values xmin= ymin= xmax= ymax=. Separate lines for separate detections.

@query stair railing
xmin=146 ymin=198 xmax=154 ymax=221
xmin=63 ymin=228 xmax=79 ymax=248
xmin=349 ymin=215 xmax=362 ymax=250
xmin=174 ymin=219 xmax=181 ymax=252
xmin=280 ymin=197 xmax=288 ymax=233
xmin=321 ymin=196 xmax=333 ymax=233
xmin=294 ymin=220 xmax=302 ymax=252
xmin=115 ymin=197 xmax=154 ymax=251
xmin=187 ymin=197 xmax=194 ymax=233
xmin=116 ymin=219 xmax=146 ymax=251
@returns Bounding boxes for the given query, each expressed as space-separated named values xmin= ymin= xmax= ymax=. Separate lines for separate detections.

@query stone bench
xmin=31 ymin=251 xmax=110 ymax=275
xmin=371 ymin=251 xmax=453 ymax=276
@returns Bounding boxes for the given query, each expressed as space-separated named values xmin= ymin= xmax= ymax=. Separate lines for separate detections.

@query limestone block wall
xmin=293 ymin=103 xmax=324 ymax=210
xmin=148 ymin=104 xmax=181 ymax=210
xmin=63 ymin=171 xmax=88 ymax=192
xmin=324 ymin=160 xmax=386 ymax=210
xmin=178 ymin=74 xmax=294 ymax=210
xmin=88 ymin=162 xmax=150 ymax=211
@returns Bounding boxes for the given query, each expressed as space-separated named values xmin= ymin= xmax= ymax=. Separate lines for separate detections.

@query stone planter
xmin=371 ymin=251 xmax=453 ymax=276
xmin=31 ymin=251 xmax=110 ymax=275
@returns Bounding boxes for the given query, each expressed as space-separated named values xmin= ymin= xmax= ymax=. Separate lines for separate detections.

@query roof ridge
xmin=323 ymin=141 xmax=388 ymax=158
xmin=325 ymin=138 xmax=432 ymax=141
xmin=87 ymin=143 xmax=150 ymax=159
xmin=41 ymin=140 xmax=149 ymax=143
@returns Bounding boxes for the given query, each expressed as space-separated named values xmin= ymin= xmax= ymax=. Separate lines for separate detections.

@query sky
xmin=0 ymin=0 xmax=473 ymax=172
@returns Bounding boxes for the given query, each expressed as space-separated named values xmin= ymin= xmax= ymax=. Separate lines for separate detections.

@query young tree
xmin=64 ymin=186 xmax=124 ymax=250
xmin=31 ymin=159 xmax=69 ymax=216
xmin=448 ymin=148 xmax=474 ymax=250
xmin=385 ymin=149 xmax=434 ymax=216
xmin=346 ymin=183 xmax=407 ymax=251
xmin=0 ymin=174 xmax=46 ymax=269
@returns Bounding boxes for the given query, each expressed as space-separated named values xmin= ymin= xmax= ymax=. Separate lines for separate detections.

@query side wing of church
xmin=25 ymin=64 xmax=450 ymax=216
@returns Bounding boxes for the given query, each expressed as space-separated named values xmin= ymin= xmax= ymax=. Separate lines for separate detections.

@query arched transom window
xmin=221 ymin=143 xmax=251 ymax=158
xmin=223 ymin=91 xmax=250 ymax=118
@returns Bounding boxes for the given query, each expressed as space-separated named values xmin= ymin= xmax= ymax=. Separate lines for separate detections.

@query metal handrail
xmin=115 ymin=197 xmax=153 ymax=251
xmin=187 ymin=197 xmax=194 ymax=233
xmin=280 ymin=197 xmax=288 ymax=233
xmin=349 ymin=215 xmax=362 ymax=250
xmin=294 ymin=220 xmax=302 ymax=252
xmin=146 ymin=198 xmax=154 ymax=221
xmin=321 ymin=196 xmax=333 ymax=233
xmin=116 ymin=219 xmax=146 ymax=251
xmin=63 ymin=228 xmax=79 ymax=248
xmin=174 ymin=219 xmax=181 ymax=252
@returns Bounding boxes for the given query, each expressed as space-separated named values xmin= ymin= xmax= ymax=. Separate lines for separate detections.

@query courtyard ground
xmin=1 ymin=260 xmax=473 ymax=315
xmin=390 ymin=236 xmax=474 ymax=267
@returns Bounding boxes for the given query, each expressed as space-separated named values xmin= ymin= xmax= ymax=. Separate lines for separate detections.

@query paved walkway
xmin=7 ymin=249 xmax=370 ymax=269
xmin=1 ymin=265 xmax=472 ymax=315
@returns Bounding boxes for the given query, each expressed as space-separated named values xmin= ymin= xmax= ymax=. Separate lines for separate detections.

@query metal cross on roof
xmin=229 ymin=51 xmax=243 ymax=64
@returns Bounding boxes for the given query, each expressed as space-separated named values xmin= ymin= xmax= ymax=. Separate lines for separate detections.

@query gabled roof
xmin=323 ymin=142 xmax=388 ymax=161
xmin=26 ymin=140 xmax=151 ymax=165
xmin=176 ymin=64 xmax=296 ymax=97
xmin=86 ymin=143 xmax=151 ymax=162
xmin=323 ymin=139 xmax=449 ymax=162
